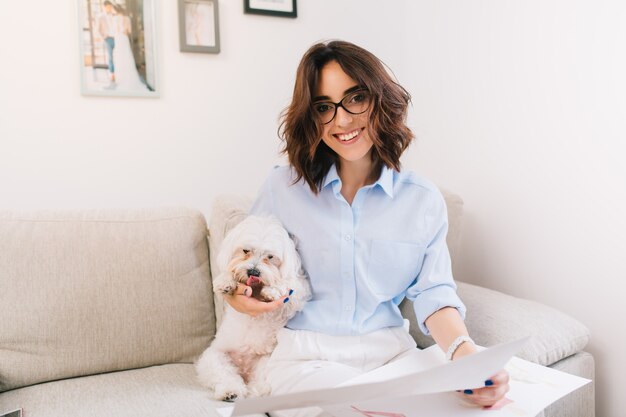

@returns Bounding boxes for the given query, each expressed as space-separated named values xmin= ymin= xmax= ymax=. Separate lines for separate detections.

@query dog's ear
xmin=279 ymin=232 xmax=303 ymax=282
xmin=216 ymin=218 xmax=247 ymax=273
xmin=287 ymin=231 xmax=299 ymax=250
xmin=216 ymin=235 xmax=234 ymax=273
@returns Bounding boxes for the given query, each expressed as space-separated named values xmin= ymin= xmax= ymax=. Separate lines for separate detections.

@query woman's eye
xmin=314 ymin=103 xmax=333 ymax=113
xmin=349 ymin=93 xmax=366 ymax=103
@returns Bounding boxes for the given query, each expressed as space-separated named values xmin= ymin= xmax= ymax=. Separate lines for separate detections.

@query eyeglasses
xmin=312 ymin=89 xmax=371 ymax=124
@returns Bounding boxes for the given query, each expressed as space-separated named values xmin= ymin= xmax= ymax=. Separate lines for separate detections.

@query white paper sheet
xmin=231 ymin=337 xmax=529 ymax=416
xmin=324 ymin=350 xmax=590 ymax=417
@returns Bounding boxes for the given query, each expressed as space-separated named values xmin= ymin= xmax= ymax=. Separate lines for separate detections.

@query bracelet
xmin=445 ymin=335 xmax=474 ymax=361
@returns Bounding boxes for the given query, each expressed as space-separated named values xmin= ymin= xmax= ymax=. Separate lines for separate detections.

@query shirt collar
xmin=322 ymin=164 xmax=341 ymax=189
xmin=321 ymin=163 xmax=395 ymax=198
xmin=375 ymin=165 xmax=395 ymax=198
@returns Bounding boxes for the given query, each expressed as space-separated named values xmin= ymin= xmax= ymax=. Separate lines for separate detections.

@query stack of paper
xmin=219 ymin=337 xmax=589 ymax=417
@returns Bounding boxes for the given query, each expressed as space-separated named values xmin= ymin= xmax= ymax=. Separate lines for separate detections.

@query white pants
xmin=266 ymin=326 xmax=418 ymax=417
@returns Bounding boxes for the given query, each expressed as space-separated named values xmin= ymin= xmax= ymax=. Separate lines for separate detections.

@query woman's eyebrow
xmin=342 ymin=85 xmax=361 ymax=95
xmin=313 ymin=85 xmax=361 ymax=102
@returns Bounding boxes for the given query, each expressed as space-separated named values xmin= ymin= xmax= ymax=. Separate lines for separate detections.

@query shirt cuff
xmin=413 ymin=284 xmax=467 ymax=335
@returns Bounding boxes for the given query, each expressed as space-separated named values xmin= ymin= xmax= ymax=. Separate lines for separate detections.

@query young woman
xmin=224 ymin=40 xmax=509 ymax=416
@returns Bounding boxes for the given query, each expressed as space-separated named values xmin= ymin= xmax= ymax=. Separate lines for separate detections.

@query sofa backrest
xmin=208 ymin=189 xmax=464 ymax=329
xmin=0 ymin=208 xmax=215 ymax=392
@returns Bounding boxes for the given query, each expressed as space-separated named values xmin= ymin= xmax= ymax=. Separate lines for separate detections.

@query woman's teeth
xmin=337 ymin=129 xmax=360 ymax=141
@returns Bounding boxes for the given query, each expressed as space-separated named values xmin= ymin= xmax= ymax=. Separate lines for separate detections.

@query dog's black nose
xmin=247 ymin=268 xmax=260 ymax=277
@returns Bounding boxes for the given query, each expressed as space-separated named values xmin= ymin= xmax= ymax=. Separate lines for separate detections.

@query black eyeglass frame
xmin=312 ymin=89 xmax=372 ymax=125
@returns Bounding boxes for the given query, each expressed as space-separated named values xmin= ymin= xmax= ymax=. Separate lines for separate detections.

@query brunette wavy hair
xmin=279 ymin=40 xmax=414 ymax=194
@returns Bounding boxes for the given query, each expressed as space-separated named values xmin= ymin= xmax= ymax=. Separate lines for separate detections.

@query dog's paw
xmin=222 ymin=393 xmax=238 ymax=402
xmin=214 ymin=383 xmax=247 ymax=402
xmin=259 ymin=286 xmax=282 ymax=302
xmin=214 ymin=280 xmax=238 ymax=295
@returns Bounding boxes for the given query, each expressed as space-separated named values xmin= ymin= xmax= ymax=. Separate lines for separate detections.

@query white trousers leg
xmin=266 ymin=326 xmax=417 ymax=417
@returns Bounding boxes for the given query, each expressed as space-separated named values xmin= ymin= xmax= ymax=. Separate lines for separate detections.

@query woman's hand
xmin=223 ymin=283 xmax=290 ymax=317
xmin=424 ymin=308 xmax=510 ymax=407
xmin=454 ymin=345 xmax=510 ymax=407
xmin=458 ymin=368 xmax=510 ymax=407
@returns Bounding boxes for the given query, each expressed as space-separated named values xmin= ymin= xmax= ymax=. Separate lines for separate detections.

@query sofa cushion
xmin=401 ymin=281 xmax=591 ymax=366
xmin=459 ymin=282 xmax=590 ymax=366
xmin=0 ymin=364 xmax=232 ymax=417
xmin=208 ymin=189 xmax=464 ymax=329
xmin=0 ymin=208 xmax=215 ymax=392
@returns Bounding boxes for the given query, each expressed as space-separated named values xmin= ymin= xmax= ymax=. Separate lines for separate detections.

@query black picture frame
xmin=244 ymin=0 xmax=297 ymax=18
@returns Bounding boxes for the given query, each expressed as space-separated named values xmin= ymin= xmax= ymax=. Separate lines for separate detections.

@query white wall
xmin=0 ymin=0 xmax=408 ymax=213
xmin=1 ymin=1 xmax=624 ymax=416
xmin=399 ymin=2 xmax=626 ymax=417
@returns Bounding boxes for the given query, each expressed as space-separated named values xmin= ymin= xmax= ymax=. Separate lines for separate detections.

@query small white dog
xmin=196 ymin=215 xmax=311 ymax=401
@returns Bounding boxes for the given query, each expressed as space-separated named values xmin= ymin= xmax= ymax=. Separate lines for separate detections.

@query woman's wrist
xmin=446 ymin=335 xmax=476 ymax=361
xmin=450 ymin=338 xmax=477 ymax=360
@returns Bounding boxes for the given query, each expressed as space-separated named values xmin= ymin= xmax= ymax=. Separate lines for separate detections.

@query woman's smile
xmin=333 ymin=127 xmax=364 ymax=143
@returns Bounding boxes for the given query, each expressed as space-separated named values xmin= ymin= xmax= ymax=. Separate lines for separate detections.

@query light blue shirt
xmin=250 ymin=164 xmax=466 ymax=336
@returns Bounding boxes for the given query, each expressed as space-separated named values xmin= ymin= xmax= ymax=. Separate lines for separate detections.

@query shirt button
xmin=344 ymin=234 xmax=352 ymax=241
xmin=345 ymin=305 xmax=352 ymax=311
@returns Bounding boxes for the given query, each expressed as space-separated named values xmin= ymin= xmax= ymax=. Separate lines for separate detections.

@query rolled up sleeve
xmin=404 ymin=192 xmax=466 ymax=335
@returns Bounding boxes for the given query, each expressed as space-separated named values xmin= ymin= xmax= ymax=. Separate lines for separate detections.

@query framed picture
xmin=178 ymin=0 xmax=220 ymax=53
xmin=244 ymin=0 xmax=297 ymax=18
xmin=77 ymin=0 xmax=159 ymax=97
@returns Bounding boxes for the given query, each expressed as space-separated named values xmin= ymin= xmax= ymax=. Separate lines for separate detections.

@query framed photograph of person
xmin=244 ymin=0 xmax=297 ymax=18
xmin=77 ymin=0 xmax=159 ymax=97
xmin=178 ymin=0 xmax=220 ymax=53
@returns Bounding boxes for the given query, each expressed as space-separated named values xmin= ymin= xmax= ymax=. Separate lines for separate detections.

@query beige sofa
xmin=0 ymin=192 xmax=594 ymax=417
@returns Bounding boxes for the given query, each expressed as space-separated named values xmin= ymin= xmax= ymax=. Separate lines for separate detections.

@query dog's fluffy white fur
xmin=196 ymin=215 xmax=311 ymax=401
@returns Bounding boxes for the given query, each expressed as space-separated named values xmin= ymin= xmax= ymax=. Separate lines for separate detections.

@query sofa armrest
xmin=400 ymin=281 xmax=590 ymax=367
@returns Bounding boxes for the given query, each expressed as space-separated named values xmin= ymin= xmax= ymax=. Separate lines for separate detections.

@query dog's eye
xmin=243 ymin=249 xmax=250 ymax=254
xmin=267 ymin=255 xmax=274 ymax=260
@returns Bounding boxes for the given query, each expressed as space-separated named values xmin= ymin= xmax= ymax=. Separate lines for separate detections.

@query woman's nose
xmin=334 ymin=106 xmax=353 ymax=126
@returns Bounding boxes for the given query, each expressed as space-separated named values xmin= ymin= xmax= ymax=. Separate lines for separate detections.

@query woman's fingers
xmin=223 ymin=285 xmax=290 ymax=316
xmin=461 ymin=369 xmax=510 ymax=407
xmin=486 ymin=369 xmax=510 ymax=386
xmin=463 ymin=384 xmax=510 ymax=406
xmin=255 ymin=295 xmax=290 ymax=313
xmin=234 ymin=283 xmax=252 ymax=297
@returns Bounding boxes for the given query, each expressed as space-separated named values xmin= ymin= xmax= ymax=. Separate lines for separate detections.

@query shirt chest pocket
xmin=365 ymin=240 xmax=425 ymax=299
